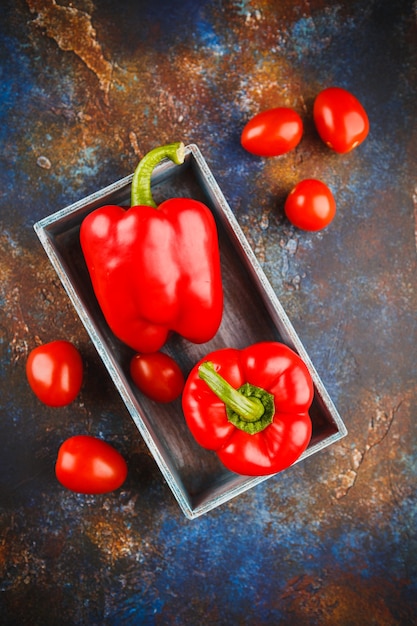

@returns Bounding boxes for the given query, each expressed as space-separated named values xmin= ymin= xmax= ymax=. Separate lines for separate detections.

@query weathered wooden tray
xmin=34 ymin=144 xmax=347 ymax=519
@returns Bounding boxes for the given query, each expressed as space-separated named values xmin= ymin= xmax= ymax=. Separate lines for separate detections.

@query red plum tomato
xmin=313 ymin=86 xmax=369 ymax=153
xmin=55 ymin=435 xmax=128 ymax=494
xmin=130 ymin=351 xmax=185 ymax=403
xmin=284 ymin=179 xmax=336 ymax=231
xmin=26 ymin=340 xmax=83 ymax=407
xmin=241 ymin=107 xmax=303 ymax=157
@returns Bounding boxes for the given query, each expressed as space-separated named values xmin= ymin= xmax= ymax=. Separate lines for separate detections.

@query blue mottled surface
xmin=1 ymin=0 xmax=417 ymax=624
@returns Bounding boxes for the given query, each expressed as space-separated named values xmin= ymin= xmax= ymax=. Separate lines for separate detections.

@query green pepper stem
xmin=198 ymin=362 xmax=265 ymax=422
xmin=131 ymin=142 xmax=185 ymax=208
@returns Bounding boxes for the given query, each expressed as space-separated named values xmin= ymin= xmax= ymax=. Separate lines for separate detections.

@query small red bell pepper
xmin=182 ymin=342 xmax=314 ymax=476
xmin=80 ymin=142 xmax=223 ymax=353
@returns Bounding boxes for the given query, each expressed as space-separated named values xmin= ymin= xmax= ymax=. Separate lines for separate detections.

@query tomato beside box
xmin=34 ymin=144 xmax=347 ymax=519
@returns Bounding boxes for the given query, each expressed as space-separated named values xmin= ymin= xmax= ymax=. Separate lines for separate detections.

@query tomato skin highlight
xmin=241 ymin=107 xmax=303 ymax=157
xmin=55 ymin=435 xmax=128 ymax=494
xmin=313 ymin=86 xmax=369 ymax=153
xmin=26 ymin=340 xmax=83 ymax=407
xmin=284 ymin=179 xmax=336 ymax=231
xmin=130 ymin=352 xmax=184 ymax=403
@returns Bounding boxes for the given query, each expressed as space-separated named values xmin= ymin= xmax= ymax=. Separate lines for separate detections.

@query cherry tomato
xmin=55 ymin=435 xmax=128 ymax=494
xmin=26 ymin=340 xmax=83 ymax=407
xmin=130 ymin=351 xmax=185 ymax=403
xmin=241 ymin=107 xmax=303 ymax=157
xmin=284 ymin=179 xmax=336 ymax=231
xmin=313 ymin=86 xmax=369 ymax=153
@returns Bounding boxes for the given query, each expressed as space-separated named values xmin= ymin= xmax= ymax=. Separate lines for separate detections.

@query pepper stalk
xmin=131 ymin=142 xmax=185 ymax=208
xmin=198 ymin=361 xmax=275 ymax=435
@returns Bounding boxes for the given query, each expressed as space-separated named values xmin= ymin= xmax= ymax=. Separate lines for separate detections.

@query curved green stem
xmin=198 ymin=362 xmax=275 ymax=435
xmin=131 ymin=142 xmax=185 ymax=208
xmin=199 ymin=362 xmax=264 ymax=421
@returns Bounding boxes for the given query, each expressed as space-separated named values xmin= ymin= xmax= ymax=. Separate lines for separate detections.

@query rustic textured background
xmin=1 ymin=0 xmax=416 ymax=624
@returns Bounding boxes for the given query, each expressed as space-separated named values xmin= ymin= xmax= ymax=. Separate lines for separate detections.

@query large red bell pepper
xmin=182 ymin=342 xmax=313 ymax=476
xmin=80 ymin=143 xmax=223 ymax=353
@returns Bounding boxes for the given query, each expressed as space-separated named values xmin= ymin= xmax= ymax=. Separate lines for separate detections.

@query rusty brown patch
xmin=26 ymin=0 xmax=113 ymax=100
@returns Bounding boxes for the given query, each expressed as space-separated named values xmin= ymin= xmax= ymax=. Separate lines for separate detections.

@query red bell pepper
xmin=80 ymin=142 xmax=223 ymax=353
xmin=182 ymin=342 xmax=314 ymax=476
